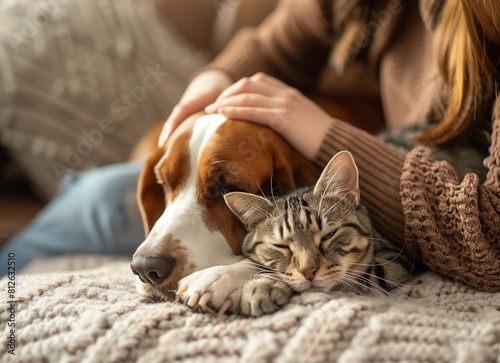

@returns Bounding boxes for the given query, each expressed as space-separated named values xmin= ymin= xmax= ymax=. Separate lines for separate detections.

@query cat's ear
xmin=313 ymin=151 xmax=360 ymax=204
xmin=224 ymin=192 xmax=274 ymax=229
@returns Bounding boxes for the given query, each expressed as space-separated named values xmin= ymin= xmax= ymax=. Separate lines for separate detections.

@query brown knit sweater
xmin=207 ymin=0 xmax=500 ymax=292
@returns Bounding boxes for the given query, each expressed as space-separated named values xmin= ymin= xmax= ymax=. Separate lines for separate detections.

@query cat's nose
xmin=300 ymin=267 xmax=318 ymax=281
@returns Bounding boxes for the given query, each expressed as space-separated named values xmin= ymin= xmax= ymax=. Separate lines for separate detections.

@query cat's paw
xmin=176 ymin=258 xmax=257 ymax=314
xmin=240 ymin=277 xmax=292 ymax=317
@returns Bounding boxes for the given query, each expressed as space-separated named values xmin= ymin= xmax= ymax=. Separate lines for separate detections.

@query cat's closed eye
xmin=273 ymin=244 xmax=290 ymax=250
xmin=321 ymin=230 xmax=338 ymax=242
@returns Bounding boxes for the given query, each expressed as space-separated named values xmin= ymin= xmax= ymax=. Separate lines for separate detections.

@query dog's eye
xmin=211 ymin=175 xmax=244 ymax=197
xmin=219 ymin=184 xmax=242 ymax=196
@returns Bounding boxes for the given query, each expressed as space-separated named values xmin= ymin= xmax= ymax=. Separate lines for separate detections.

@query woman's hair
xmin=331 ymin=0 xmax=500 ymax=146
xmin=418 ymin=0 xmax=500 ymax=145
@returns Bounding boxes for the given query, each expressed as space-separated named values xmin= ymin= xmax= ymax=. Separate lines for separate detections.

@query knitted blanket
xmin=1 ymin=258 xmax=500 ymax=363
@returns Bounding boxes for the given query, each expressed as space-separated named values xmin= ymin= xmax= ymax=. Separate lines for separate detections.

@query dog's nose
xmin=130 ymin=255 xmax=176 ymax=285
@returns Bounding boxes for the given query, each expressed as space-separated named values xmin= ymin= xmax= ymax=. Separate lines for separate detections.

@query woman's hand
xmin=158 ymin=69 xmax=233 ymax=146
xmin=204 ymin=73 xmax=333 ymax=160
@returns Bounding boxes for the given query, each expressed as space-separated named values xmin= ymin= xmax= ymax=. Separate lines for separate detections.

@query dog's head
xmin=130 ymin=113 xmax=320 ymax=301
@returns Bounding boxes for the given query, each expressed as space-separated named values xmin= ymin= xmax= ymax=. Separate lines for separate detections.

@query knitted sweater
xmin=208 ymin=0 xmax=500 ymax=291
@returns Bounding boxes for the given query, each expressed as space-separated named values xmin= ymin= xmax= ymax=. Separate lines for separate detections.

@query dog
xmin=130 ymin=112 xmax=320 ymax=312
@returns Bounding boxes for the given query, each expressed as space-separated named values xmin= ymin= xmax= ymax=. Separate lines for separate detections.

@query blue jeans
xmin=0 ymin=161 xmax=145 ymax=276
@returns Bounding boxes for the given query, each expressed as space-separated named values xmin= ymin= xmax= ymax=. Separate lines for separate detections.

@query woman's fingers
xmin=214 ymin=75 xmax=285 ymax=103
xmin=250 ymin=72 xmax=290 ymax=89
xmin=217 ymin=106 xmax=282 ymax=129
xmin=206 ymin=93 xmax=277 ymax=113
xmin=206 ymin=74 xmax=295 ymax=114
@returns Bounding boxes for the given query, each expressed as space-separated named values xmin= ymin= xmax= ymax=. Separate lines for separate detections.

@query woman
xmin=160 ymin=0 xmax=500 ymax=291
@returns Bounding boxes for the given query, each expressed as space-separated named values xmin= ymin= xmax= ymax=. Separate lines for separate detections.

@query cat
xmin=223 ymin=151 xmax=412 ymax=314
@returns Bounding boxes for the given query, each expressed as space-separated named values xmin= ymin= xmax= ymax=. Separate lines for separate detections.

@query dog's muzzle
xmin=130 ymin=255 xmax=176 ymax=285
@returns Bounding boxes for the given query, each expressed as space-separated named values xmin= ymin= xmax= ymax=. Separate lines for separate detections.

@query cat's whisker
xmin=350 ymin=251 xmax=406 ymax=267
xmin=244 ymin=261 xmax=274 ymax=271
xmin=251 ymin=205 xmax=272 ymax=218
xmin=256 ymin=182 xmax=266 ymax=199
xmin=347 ymin=270 xmax=408 ymax=291
xmin=334 ymin=276 xmax=366 ymax=295
xmin=254 ymin=273 xmax=282 ymax=281
xmin=244 ymin=263 xmax=282 ymax=279
xmin=338 ymin=277 xmax=391 ymax=301
xmin=323 ymin=193 xmax=351 ymax=216
xmin=244 ymin=260 xmax=267 ymax=268
xmin=367 ymin=237 xmax=398 ymax=243
xmin=342 ymin=271 xmax=403 ymax=301
xmin=269 ymin=173 xmax=277 ymax=204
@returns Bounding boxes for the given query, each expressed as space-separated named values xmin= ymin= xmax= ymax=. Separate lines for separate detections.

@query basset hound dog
xmin=130 ymin=112 xmax=320 ymax=314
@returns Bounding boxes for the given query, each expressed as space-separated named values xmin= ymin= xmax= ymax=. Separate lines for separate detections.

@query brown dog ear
xmin=137 ymin=147 xmax=166 ymax=236
xmin=271 ymin=138 xmax=321 ymax=195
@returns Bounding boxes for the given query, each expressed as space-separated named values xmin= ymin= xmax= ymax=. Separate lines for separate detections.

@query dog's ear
xmin=137 ymin=147 xmax=166 ymax=236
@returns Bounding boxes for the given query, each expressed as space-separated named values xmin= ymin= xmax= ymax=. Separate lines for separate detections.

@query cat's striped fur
xmin=225 ymin=151 xmax=412 ymax=298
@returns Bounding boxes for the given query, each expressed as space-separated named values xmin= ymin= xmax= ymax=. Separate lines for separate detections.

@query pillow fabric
xmin=0 ymin=0 xmax=208 ymax=200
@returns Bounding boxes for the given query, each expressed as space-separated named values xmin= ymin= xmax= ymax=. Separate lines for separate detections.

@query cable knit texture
xmin=2 ymin=258 xmax=500 ymax=362
xmin=401 ymin=104 xmax=500 ymax=292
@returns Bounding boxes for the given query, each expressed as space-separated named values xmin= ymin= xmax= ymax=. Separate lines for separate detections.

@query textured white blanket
xmin=1 ymin=258 xmax=500 ymax=363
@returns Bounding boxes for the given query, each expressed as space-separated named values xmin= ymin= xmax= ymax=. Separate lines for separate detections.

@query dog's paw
xmin=176 ymin=258 xmax=256 ymax=315
xmin=239 ymin=277 xmax=292 ymax=317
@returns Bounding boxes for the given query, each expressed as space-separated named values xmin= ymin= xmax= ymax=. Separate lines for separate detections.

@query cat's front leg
xmin=240 ymin=276 xmax=292 ymax=316
xmin=176 ymin=258 xmax=257 ymax=314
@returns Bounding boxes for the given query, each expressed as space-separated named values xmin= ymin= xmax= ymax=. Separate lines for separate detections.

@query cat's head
xmin=224 ymin=151 xmax=375 ymax=292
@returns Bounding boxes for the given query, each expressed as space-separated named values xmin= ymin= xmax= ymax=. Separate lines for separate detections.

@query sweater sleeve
xmin=207 ymin=0 xmax=332 ymax=92
xmin=314 ymin=119 xmax=407 ymax=246
xmin=400 ymin=107 xmax=500 ymax=292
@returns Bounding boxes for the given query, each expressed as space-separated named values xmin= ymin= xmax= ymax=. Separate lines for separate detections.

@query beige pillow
xmin=0 ymin=0 xmax=208 ymax=200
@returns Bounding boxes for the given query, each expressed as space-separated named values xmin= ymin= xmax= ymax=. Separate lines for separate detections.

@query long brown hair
xmin=331 ymin=0 xmax=500 ymax=146
xmin=419 ymin=0 xmax=500 ymax=145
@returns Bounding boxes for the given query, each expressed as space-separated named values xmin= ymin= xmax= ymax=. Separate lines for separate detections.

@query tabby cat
xmin=224 ymin=151 xmax=412 ymax=300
